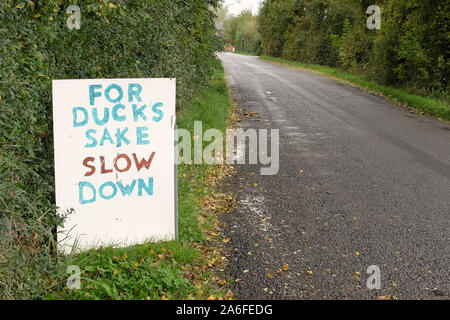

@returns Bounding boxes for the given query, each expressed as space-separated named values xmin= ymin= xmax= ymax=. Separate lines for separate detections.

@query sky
xmin=223 ymin=0 xmax=262 ymax=16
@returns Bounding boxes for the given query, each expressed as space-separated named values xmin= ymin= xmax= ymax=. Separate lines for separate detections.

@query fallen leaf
xmin=378 ymin=294 xmax=397 ymax=300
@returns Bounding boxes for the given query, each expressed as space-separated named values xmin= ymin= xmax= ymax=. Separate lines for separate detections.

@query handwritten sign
xmin=53 ymin=78 xmax=176 ymax=252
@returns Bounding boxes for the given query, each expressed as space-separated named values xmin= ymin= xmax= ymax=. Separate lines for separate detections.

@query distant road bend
xmin=219 ymin=52 xmax=450 ymax=300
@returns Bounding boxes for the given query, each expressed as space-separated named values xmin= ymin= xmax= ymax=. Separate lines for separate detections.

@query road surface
xmin=218 ymin=52 xmax=450 ymax=299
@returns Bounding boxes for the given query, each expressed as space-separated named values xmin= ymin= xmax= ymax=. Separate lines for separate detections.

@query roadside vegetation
xmin=221 ymin=10 xmax=261 ymax=54
xmin=222 ymin=0 xmax=449 ymax=120
xmin=0 ymin=0 xmax=233 ymax=299
xmin=46 ymin=63 xmax=234 ymax=300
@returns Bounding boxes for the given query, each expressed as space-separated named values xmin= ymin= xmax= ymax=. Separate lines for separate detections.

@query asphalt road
xmin=218 ymin=52 xmax=450 ymax=300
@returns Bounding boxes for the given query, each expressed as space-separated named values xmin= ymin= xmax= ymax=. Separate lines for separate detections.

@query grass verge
xmin=260 ymin=55 xmax=450 ymax=121
xmin=45 ymin=62 xmax=234 ymax=300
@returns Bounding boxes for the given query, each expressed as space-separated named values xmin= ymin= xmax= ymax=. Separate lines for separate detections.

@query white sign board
xmin=53 ymin=78 xmax=176 ymax=253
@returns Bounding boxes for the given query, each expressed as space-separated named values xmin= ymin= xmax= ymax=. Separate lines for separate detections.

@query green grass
xmin=260 ymin=55 xmax=450 ymax=121
xmin=45 ymin=63 xmax=233 ymax=300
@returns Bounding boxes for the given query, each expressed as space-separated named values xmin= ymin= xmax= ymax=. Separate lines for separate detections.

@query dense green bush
xmin=258 ymin=0 xmax=449 ymax=97
xmin=223 ymin=10 xmax=261 ymax=54
xmin=0 ymin=0 xmax=221 ymax=299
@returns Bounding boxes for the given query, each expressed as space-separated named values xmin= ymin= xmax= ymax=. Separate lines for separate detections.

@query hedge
xmin=0 ymin=0 xmax=221 ymax=299
xmin=258 ymin=0 xmax=449 ymax=97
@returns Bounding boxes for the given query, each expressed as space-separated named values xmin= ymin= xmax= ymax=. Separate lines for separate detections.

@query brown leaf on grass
xmin=225 ymin=289 xmax=234 ymax=300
